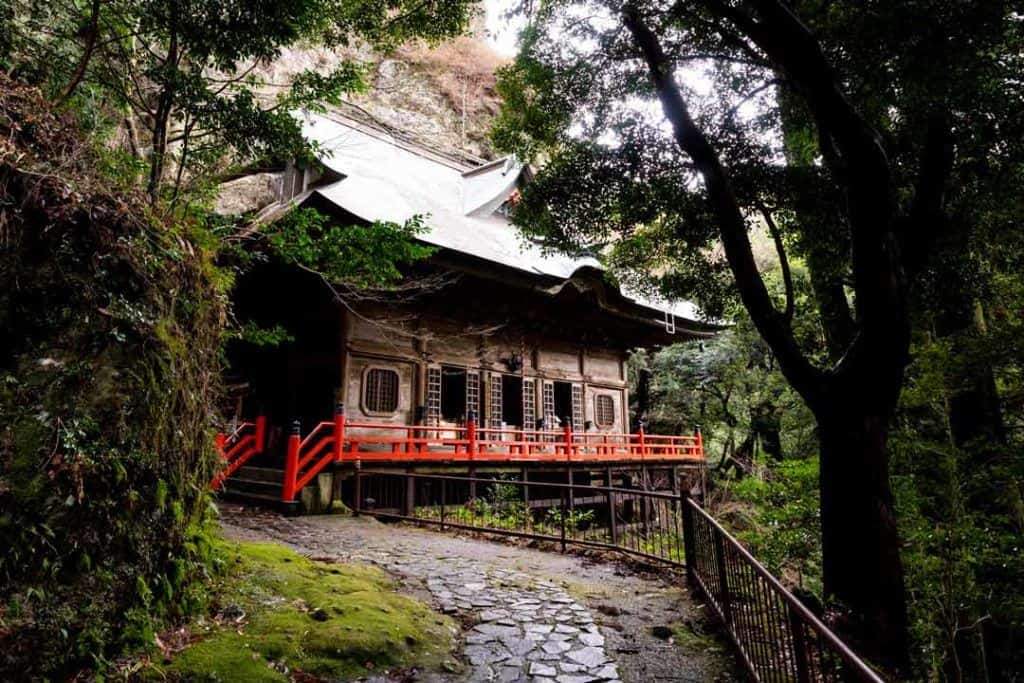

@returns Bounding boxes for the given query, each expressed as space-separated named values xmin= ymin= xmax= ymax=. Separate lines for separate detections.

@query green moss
xmin=671 ymin=621 xmax=719 ymax=650
xmin=150 ymin=542 xmax=457 ymax=681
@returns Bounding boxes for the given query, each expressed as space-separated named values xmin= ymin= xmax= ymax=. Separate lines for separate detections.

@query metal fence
xmin=352 ymin=470 xmax=884 ymax=683
xmin=682 ymin=498 xmax=884 ymax=682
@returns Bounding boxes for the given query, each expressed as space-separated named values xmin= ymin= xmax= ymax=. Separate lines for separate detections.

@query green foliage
xmin=231 ymin=322 xmax=296 ymax=347
xmin=1 ymin=0 xmax=478 ymax=675
xmin=633 ymin=305 xmax=816 ymax=468
xmin=264 ymin=207 xmax=435 ymax=288
xmin=4 ymin=0 xmax=478 ymax=204
xmin=0 ymin=76 xmax=227 ymax=677
xmin=496 ymin=0 xmax=1023 ymax=675
xmin=148 ymin=541 xmax=458 ymax=681
xmin=721 ymin=457 xmax=822 ymax=597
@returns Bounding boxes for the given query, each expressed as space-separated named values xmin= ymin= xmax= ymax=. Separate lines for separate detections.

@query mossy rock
xmin=149 ymin=542 xmax=457 ymax=681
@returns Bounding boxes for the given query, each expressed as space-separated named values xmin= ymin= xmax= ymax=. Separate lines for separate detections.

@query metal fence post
xmin=440 ymin=478 xmax=447 ymax=530
xmin=607 ymin=469 xmax=619 ymax=547
xmin=560 ymin=487 xmax=568 ymax=552
xmin=714 ymin=528 xmax=733 ymax=627
xmin=680 ymin=490 xmax=697 ymax=587
xmin=789 ymin=605 xmax=812 ymax=683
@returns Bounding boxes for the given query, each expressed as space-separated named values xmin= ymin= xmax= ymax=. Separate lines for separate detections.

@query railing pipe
xmin=563 ymin=421 xmax=573 ymax=461
xmin=467 ymin=411 xmax=477 ymax=459
xmin=333 ymin=402 xmax=346 ymax=462
xmin=255 ymin=415 xmax=266 ymax=453
xmin=281 ymin=420 xmax=301 ymax=502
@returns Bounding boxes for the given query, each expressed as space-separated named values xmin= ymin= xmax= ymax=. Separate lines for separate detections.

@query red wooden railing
xmin=211 ymin=416 xmax=266 ymax=489
xmin=279 ymin=404 xmax=703 ymax=503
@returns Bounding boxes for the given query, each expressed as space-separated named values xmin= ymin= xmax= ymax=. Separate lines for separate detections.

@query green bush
xmin=0 ymin=76 xmax=226 ymax=677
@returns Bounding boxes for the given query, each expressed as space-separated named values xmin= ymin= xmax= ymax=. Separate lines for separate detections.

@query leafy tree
xmin=1 ymin=0 xmax=480 ymax=676
xmin=493 ymin=0 xmax=1023 ymax=670
xmin=4 ymin=0 xmax=476 ymax=203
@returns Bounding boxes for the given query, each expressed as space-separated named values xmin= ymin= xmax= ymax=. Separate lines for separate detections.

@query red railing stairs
xmin=213 ymin=403 xmax=704 ymax=513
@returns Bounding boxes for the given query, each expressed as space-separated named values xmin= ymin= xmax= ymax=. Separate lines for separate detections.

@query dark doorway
xmin=227 ymin=260 xmax=343 ymax=454
xmin=553 ymin=381 xmax=573 ymax=425
xmin=441 ymin=366 xmax=467 ymax=421
xmin=502 ymin=374 xmax=524 ymax=427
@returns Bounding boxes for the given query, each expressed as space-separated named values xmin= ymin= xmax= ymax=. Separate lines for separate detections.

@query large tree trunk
xmin=817 ymin=408 xmax=910 ymax=674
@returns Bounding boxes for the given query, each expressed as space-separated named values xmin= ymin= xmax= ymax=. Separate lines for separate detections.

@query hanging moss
xmin=0 ymin=75 xmax=227 ymax=677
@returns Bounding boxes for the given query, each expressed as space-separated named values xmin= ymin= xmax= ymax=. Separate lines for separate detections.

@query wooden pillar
xmin=338 ymin=310 xmax=352 ymax=406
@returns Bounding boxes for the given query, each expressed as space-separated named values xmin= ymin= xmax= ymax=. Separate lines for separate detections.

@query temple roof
xmin=297 ymin=111 xmax=715 ymax=340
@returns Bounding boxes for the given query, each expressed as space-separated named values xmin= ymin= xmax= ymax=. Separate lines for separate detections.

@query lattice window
xmin=595 ymin=394 xmax=615 ymax=429
xmin=466 ymin=371 xmax=480 ymax=421
xmin=542 ymin=381 xmax=555 ymax=428
xmin=489 ymin=373 xmax=503 ymax=429
xmin=522 ymin=378 xmax=536 ymax=436
xmin=571 ymin=384 xmax=584 ymax=430
xmin=364 ymin=368 xmax=399 ymax=414
xmin=426 ymin=367 xmax=441 ymax=425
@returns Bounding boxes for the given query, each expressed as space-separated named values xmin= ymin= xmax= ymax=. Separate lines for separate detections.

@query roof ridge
xmin=321 ymin=102 xmax=492 ymax=171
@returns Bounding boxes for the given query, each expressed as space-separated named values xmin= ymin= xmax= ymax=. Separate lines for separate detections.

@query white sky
xmin=484 ymin=0 xmax=527 ymax=56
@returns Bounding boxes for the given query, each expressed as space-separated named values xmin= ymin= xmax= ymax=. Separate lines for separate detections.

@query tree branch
xmin=57 ymin=0 xmax=102 ymax=105
xmin=756 ymin=200 xmax=794 ymax=323
xmin=622 ymin=4 xmax=821 ymax=401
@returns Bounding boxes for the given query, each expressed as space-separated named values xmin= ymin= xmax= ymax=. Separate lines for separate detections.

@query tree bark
xmin=817 ymin=406 xmax=910 ymax=673
xmin=57 ymin=0 xmax=102 ymax=105
xmin=147 ymin=26 xmax=178 ymax=204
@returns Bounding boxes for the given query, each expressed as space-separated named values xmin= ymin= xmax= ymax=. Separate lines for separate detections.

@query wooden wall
xmin=338 ymin=305 xmax=631 ymax=434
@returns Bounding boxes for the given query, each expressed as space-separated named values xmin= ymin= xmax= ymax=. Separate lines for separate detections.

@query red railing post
xmin=255 ymin=415 xmax=266 ymax=453
xmin=467 ymin=411 xmax=477 ymax=460
xmin=282 ymin=420 xmax=301 ymax=503
xmin=563 ymin=421 xmax=573 ymax=461
xmin=215 ymin=432 xmax=226 ymax=457
xmin=638 ymin=424 xmax=647 ymax=459
xmin=333 ymin=402 xmax=346 ymax=462
xmin=695 ymin=424 xmax=703 ymax=459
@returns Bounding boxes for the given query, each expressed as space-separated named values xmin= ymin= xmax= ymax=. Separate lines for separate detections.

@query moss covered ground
xmin=146 ymin=541 xmax=459 ymax=681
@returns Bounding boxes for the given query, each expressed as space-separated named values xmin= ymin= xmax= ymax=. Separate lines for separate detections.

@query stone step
xmin=234 ymin=465 xmax=285 ymax=484
xmin=219 ymin=488 xmax=282 ymax=506
xmin=227 ymin=476 xmax=281 ymax=491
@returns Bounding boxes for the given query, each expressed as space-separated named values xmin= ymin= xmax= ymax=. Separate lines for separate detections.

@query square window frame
xmin=362 ymin=365 xmax=401 ymax=417
xmin=594 ymin=393 xmax=616 ymax=430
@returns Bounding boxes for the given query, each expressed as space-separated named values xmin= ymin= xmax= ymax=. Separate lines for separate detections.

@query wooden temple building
xmin=218 ymin=112 xmax=716 ymax=512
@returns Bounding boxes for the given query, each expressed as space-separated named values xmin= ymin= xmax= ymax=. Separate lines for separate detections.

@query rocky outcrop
xmin=218 ymin=35 xmax=507 ymax=215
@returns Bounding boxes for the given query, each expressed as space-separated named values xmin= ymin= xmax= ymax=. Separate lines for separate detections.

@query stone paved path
xmin=221 ymin=505 xmax=737 ymax=683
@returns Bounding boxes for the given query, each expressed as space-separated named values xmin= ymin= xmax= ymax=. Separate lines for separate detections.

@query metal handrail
xmin=348 ymin=470 xmax=885 ymax=683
